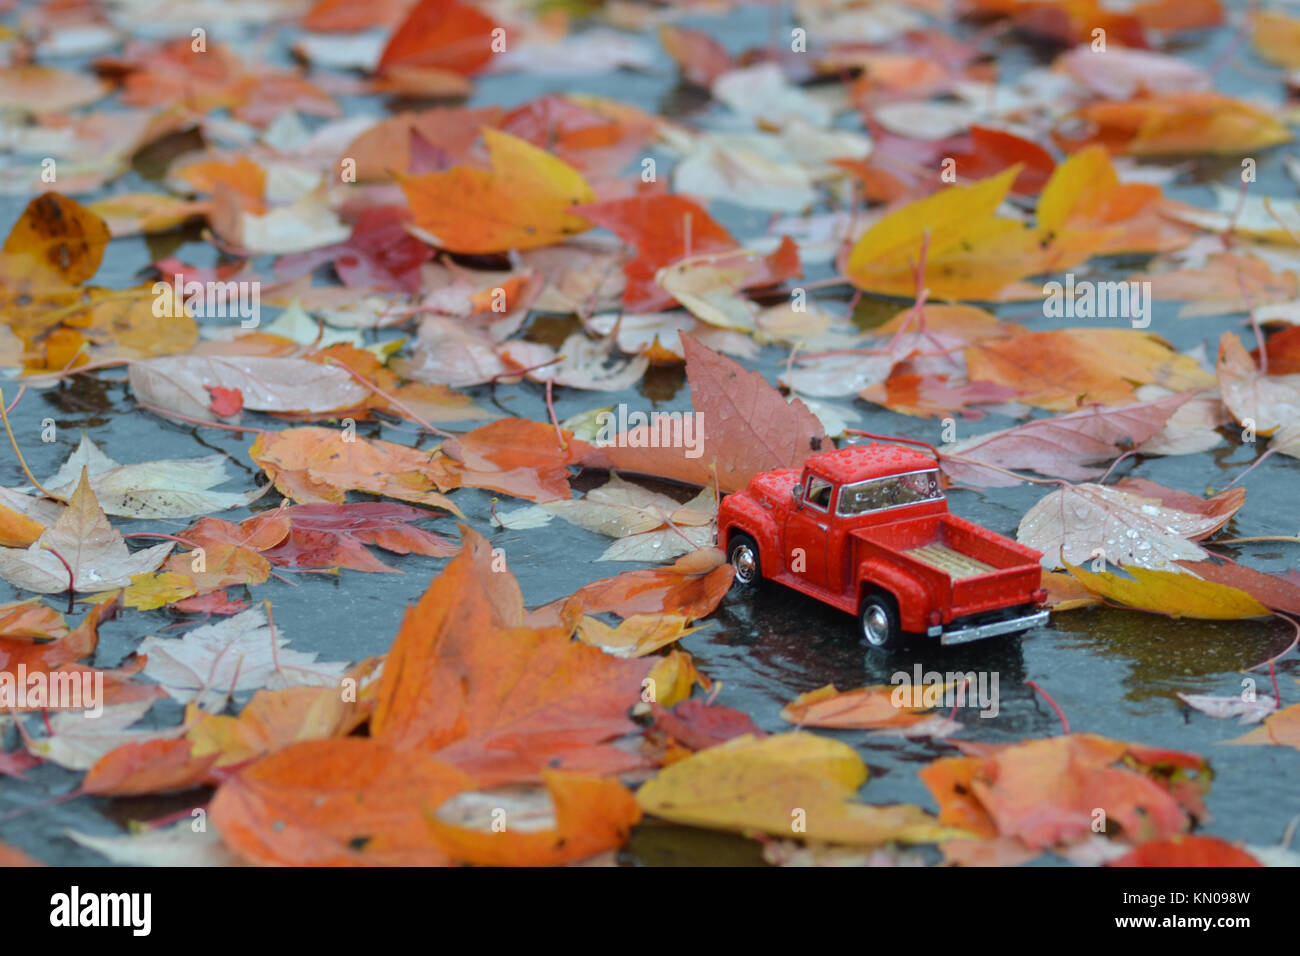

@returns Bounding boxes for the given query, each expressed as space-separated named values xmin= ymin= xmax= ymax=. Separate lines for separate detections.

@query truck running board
xmin=934 ymin=608 xmax=1050 ymax=646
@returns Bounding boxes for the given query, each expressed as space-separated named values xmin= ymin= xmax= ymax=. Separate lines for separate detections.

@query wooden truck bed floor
xmin=903 ymin=543 xmax=996 ymax=579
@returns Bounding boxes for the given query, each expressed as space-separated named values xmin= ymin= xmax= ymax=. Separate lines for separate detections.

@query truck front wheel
xmin=727 ymin=533 xmax=762 ymax=588
xmin=860 ymin=592 xmax=902 ymax=650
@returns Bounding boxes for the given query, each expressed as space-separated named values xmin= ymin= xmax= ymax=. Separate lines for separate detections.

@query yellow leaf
xmin=124 ymin=571 xmax=197 ymax=611
xmin=646 ymin=649 xmax=706 ymax=707
xmin=187 ymin=686 xmax=359 ymax=767
xmin=845 ymin=166 xmax=1044 ymax=301
xmin=1064 ymin=563 xmax=1271 ymax=620
xmin=576 ymin=613 xmax=702 ymax=658
xmin=0 ymin=502 xmax=45 ymax=548
xmin=1253 ymin=10 xmax=1300 ymax=68
xmin=0 ymin=192 xmax=110 ymax=288
xmin=636 ymin=731 xmax=970 ymax=845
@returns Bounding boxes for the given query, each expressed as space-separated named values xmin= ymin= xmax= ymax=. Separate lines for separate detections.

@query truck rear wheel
xmin=860 ymin=592 xmax=902 ymax=650
xmin=727 ymin=533 xmax=761 ymax=588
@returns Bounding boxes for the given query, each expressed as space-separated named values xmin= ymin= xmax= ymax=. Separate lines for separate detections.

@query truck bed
xmin=854 ymin=512 xmax=1042 ymax=623
xmin=903 ymin=543 xmax=995 ymax=579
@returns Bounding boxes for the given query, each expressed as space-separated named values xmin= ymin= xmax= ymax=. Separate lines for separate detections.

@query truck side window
xmin=804 ymin=476 xmax=833 ymax=511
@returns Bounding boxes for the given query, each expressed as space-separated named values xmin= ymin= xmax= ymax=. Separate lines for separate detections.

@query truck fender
xmin=719 ymin=496 xmax=782 ymax=573
xmin=857 ymin=561 xmax=930 ymax=634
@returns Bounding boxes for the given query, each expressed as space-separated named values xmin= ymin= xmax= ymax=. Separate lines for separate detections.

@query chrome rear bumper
xmin=929 ymin=608 xmax=1050 ymax=646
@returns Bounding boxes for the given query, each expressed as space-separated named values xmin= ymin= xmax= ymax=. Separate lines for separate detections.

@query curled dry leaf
xmin=426 ymin=771 xmax=641 ymax=866
xmin=250 ymin=426 xmax=461 ymax=512
xmin=575 ymin=612 xmax=704 ymax=657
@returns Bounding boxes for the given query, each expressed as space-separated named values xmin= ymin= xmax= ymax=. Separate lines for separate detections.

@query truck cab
xmin=717 ymin=443 xmax=1048 ymax=649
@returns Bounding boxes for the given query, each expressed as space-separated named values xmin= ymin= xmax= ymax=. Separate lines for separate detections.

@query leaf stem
xmin=322 ymin=355 xmax=456 ymax=439
xmin=1024 ymin=679 xmax=1070 ymax=734
xmin=0 ymin=387 xmax=69 ymax=502
xmin=136 ymin=401 xmax=268 ymax=435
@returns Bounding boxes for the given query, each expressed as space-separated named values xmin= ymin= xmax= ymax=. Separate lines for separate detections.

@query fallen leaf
xmin=43 ymin=433 xmax=258 ymax=519
xmin=371 ymin=526 xmax=653 ymax=784
xmin=210 ymin=738 xmax=473 ymax=865
xmin=845 ymin=167 xmax=1046 ymax=300
xmin=1108 ymin=835 xmax=1262 ymax=867
xmin=1053 ymin=92 xmax=1289 ymax=156
xmin=131 ymin=356 xmax=371 ymax=423
xmin=139 ymin=604 xmax=349 ymax=709
xmin=67 ymin=822 xmax=243 ymax=867
xmin=250 ymin=426 xmax=461 ymax=512
xmin=1064 ymin=563 xmax=1271 ymax=619
xmin=965 ymin=329 xmax=1215 ymax=410
xmin=0 ymin=470 xmax=172 ymax=594
xmin=1017 ymin=481 xmax=1240 ymax=570
xmin=426 ymin=771 xmax=640 ymax=865
xmin=1177 ymin=692 xmax=1277 ymax=725
xmin=780 ymin=683 xmax=937 ymax=730
xmin=402 ymin=129 xmax=595 ymax=254
xmin=921 ymin=734 xmax=1211 ymax=851
xmin=377 ymin=0 xmax=498 ymax=75
xmin=637 ymin=732 xmax=969 ymax=846
xmin=939 ymin=391 xmax=1200 ymax=486
xmin=1217 ymin=330 xmax=1300 ymax=436
xmin=582 ymin=334 xmax=826 ymax=493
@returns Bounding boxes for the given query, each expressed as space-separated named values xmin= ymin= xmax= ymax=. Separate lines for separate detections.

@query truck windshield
xmin=838 ymin=470 xmax=942 ymax=516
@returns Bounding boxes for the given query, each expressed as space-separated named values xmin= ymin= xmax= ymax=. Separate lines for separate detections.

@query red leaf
xmin=377 ymin=0 xmax=499 ymax=76
xmin=949 ymin=126 xmax=1057 ymax=196
xmin=651 ymin=699 xmax=765 ymax=751
xmin=1108 ymin=835 xmax=1262 ymax=867
xmin=204 ymin=385 xmax=244 ymax=417
xmin=578 ymin=195 xmax=739 ymax=312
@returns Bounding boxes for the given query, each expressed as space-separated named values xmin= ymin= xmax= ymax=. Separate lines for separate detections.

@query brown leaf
xmin=582 ymin=334 xmax=825 ymax=492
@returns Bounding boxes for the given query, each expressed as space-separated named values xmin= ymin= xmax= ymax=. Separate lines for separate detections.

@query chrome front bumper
xmin=928 ymin=608 xmax=1050 ymax=646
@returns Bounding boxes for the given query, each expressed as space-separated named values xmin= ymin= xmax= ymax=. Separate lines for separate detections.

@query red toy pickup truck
xmin=717 ymin=443 xmax=1048 ymax=649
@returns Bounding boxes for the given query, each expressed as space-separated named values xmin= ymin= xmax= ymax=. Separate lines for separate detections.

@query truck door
xmin=784 ymin=474 xmax=832 ymax=588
